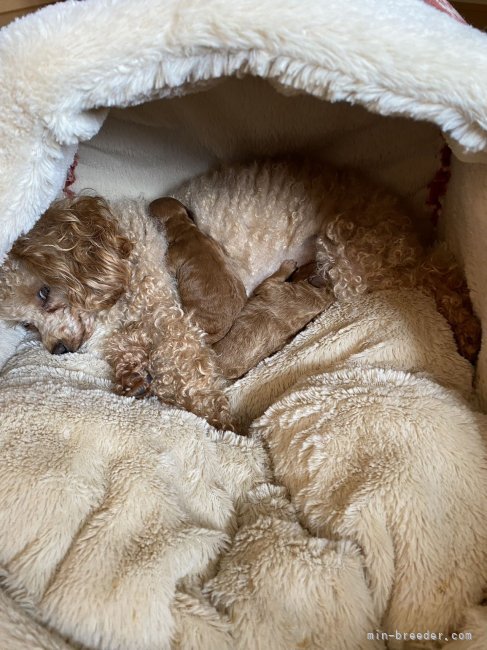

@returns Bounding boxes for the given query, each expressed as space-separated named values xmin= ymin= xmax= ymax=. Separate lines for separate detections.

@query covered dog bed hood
xmin=1 ymin=1 xmax=487 ymax=649
xmin=1 ymin=0 xmax=487 ymax=393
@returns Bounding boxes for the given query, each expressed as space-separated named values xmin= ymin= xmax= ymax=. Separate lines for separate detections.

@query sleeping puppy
xmin=149 ymin=197 xmax=247 ymax=344
xmin=150 ymin=199 xmax=332 ymax=379
xmin=213 ymin=260 xmax=334 ymax=379
xmin=0 ymin=195 xmax=235 ymax=431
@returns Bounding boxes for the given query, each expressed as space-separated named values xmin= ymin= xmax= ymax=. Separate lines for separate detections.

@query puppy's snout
xmin=51 ymin=342 xmax=72 ymax=355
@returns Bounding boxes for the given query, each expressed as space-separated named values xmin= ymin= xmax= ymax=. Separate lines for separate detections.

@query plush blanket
xmin=229 ymin=290 xmax=487 ymax=639
xmin=1 ymin=1 xmax=487 ymax=647
xmin=1 ymin=289 xmax=486 ymax=649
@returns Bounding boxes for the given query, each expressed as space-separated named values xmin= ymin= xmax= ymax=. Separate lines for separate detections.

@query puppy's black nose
xmin=51 ymin=342 xmax=71 ymax=355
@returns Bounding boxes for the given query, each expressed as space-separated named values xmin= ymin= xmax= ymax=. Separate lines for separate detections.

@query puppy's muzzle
xmin=51 ymin=342 xmax=73 ymax=355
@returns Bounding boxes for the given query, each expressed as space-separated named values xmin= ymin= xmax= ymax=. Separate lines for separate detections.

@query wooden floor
xmin=0 ymin=1 xmax=54 ymax=28
xmin=453 ymin=1 xmax=487 ymax=29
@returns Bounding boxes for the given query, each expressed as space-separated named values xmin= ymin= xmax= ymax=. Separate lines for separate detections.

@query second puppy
xmin=150 ymin=198 xmax=333 ymax=380
xmin=149 ymin=197 xmax=247 ymax=344
xmin=213 ymin=261 xmax=334 ymax=379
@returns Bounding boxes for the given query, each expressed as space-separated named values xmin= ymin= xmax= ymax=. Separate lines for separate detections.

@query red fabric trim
xmin=426 ymin=143 xmax=452 ymax=227
xmin=63 ymin=153 xmax=79 ymax=197
xmin=422 ymin=0 xmax=466 ymax=23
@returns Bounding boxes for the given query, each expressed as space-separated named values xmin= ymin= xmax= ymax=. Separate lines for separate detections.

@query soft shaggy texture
xmin=0 ymin=342 xmax=378 ymax=650
xmin=1 ymin=1 xmax=487 ymax=647
xmin=1 ymin=0 xmax=487 ymax=262
xmin=449 ymin=607 xmax=487 ymax=648
xmin=1 ymin=289 xmax=486 ymax=649
xmin=0 ymin=321 xmax=24 ymax=370
xmin=229 ymin=289 xmax=487 ymax=637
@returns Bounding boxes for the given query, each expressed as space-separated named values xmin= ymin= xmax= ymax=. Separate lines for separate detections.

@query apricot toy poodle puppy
xmin=0 ymin=195 xmax=234 ymax=431
xmin=175 ymin=158 xmax=480 ymax=363
xmin=149 ymin=197 xmax=247 ymax=344
xmin=213 ymin=260 xmax=334 ymax=379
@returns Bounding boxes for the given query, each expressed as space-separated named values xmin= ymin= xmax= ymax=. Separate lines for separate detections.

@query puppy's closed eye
xmin=21 ymin=322 xmax=38 ymax=332
xmin=37 ymin=285 xmax=50 ymax=306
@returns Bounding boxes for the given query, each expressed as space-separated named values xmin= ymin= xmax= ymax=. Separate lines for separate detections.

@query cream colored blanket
xmin=1 ymin=289 xmax=486 ymax=649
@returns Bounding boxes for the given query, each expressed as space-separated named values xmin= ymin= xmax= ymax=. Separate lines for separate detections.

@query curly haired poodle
xmin=174 ymin=158 xmax=480 ymax=363
xmin=0 ymin=158 xmax=480 ymax=433
xmin=0 ymin=195 xmax=234 ymax=430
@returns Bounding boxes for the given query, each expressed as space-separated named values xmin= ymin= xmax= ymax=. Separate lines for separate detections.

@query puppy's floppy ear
xmin=12 ymin=195 xmax=134 ymax=311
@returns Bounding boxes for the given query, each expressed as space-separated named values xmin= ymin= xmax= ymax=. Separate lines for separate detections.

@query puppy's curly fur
xmin=0 ymin=195 xmax=234 ymax=430
xmin=0 ymin=158 xmax=480 ymax=433
xmin=175 ymin=158 xmax=480 ymax=363
xmin=311 ymin=168 xmax=481 ymax=361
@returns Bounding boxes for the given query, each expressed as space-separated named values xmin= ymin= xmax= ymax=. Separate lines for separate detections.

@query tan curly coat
xmin=0 ymin=158 xmax=480 ymax=434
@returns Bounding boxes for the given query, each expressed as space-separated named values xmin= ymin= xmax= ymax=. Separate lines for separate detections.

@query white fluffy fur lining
xmin=0 ymin=0 xmax=487 ymax=259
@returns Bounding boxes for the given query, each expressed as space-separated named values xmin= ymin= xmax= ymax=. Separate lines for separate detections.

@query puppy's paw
xmin=271 ymin=260 xmax=297 ymax=282
xmin=308 ymin=273 xmax=328 ymax=288
xmin=289 ymin=262 xmax=328 ymax=287
xmin=120 ymin=371 xmax=153 ymax=398
xmin=281 ymin=259 xmax=298 ymax=274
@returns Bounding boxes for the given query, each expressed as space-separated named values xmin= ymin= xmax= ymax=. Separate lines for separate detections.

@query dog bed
xmin=1 ymin=1 xmax=487 ymax=648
